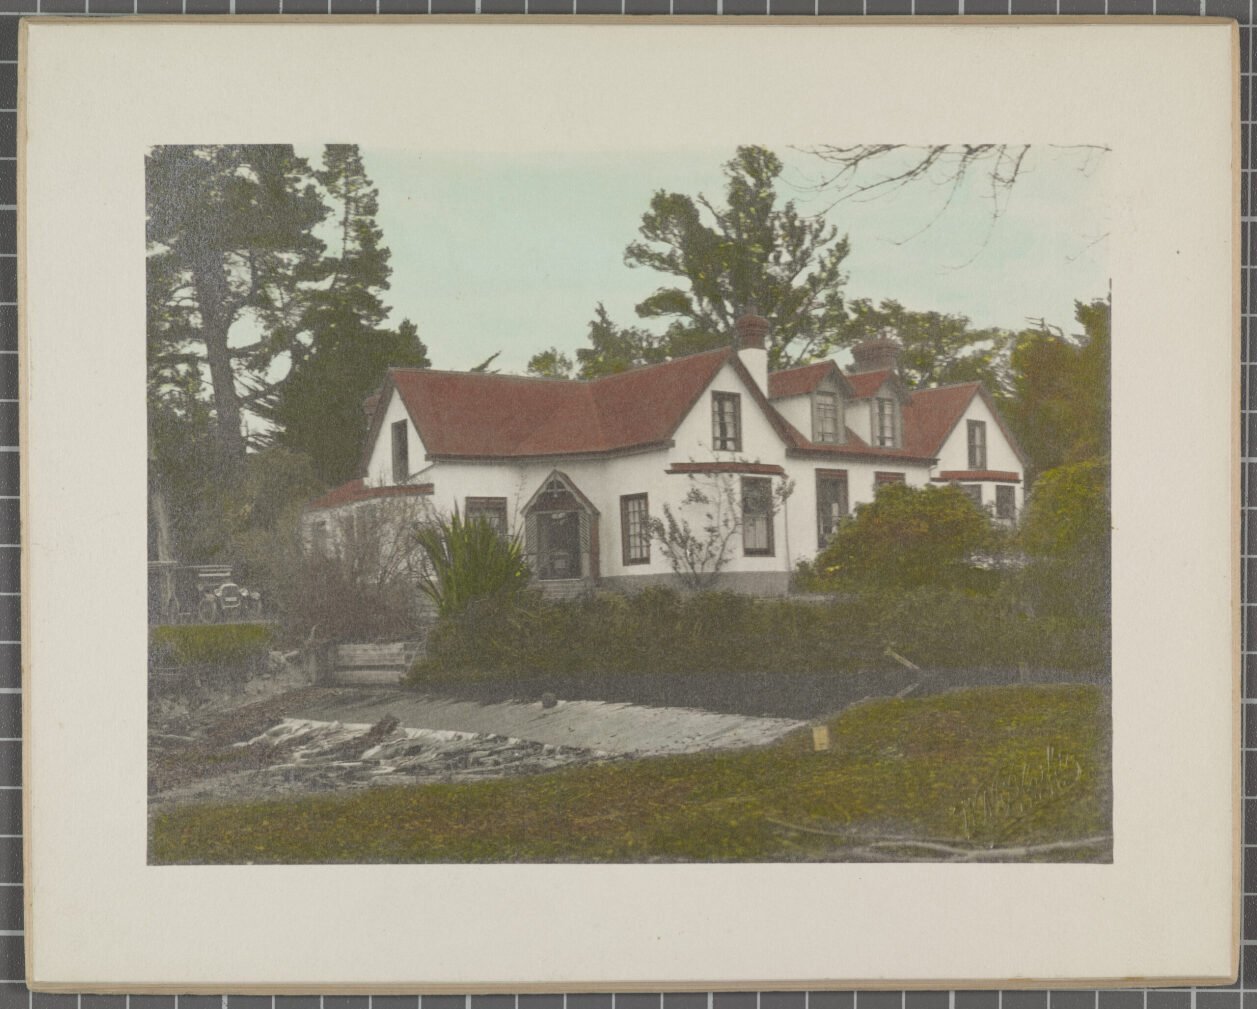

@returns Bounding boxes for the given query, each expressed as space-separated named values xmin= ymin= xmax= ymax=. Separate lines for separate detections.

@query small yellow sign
xmin=812 ymin=725 xmax=831 ymax=752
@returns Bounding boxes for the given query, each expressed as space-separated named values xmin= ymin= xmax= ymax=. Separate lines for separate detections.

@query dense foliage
xmin=801 ymin=483 xmax=1000 ymax=594
xmin=410 ymin=584 xmax=1105 ymax=682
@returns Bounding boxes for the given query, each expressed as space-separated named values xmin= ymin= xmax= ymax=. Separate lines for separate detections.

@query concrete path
xmin=287 ymin=687 xmax=806 ymax=756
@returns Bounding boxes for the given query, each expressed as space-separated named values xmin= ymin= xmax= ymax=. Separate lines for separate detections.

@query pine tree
xmin=585 ymin=146 xmax=851 ymax=371
xmin=266 ymin=145 xmax=430 ymax=486
xmin=146 ymin=144 xmax=330 ymax=463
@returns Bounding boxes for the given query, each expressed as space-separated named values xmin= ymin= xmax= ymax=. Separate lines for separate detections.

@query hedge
xmin=150 ymin=623 xmax=274 ymax=668
xmin=409 ymin=586 xmax=1107 ymax=682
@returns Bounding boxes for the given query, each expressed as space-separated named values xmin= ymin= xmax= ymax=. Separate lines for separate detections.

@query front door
xmin=535 ymin=510 xmax=582 ymax=581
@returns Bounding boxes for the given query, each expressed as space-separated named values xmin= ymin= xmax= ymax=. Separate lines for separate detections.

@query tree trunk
xmin=190 ymin=253 xmax=245 ymax=463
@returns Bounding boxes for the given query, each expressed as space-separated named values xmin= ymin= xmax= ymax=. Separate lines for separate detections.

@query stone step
xmin=330 ymin=667 xmax=407 ymax=686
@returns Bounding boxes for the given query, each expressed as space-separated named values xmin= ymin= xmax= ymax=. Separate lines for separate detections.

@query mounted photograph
xmin=145 ymin=140 xmax=1113 ymax=865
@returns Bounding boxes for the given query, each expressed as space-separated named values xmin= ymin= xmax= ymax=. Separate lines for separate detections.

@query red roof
xmin=307 ymin=479 xmax=434 ymax=512
xmin=382 ymin=348 xmax=731 ymax=461
xmin=845 ymin=368 xmax=896 ymax=399
xmin=903 ymin=382 xmax=1028 ymax=466
xmin=767 ymin=361 xmax=836 ymax=399
xmin=356 ymin=351 xmax=1021 ymax=472
xmin=933 ymin=470 xmax=1022 ymax=483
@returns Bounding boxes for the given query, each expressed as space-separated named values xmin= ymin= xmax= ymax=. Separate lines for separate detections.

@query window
xmin=620 ymin=493 xmax=651 ymax=566
xmin=466 ymin=497 xmax=508 ymax=536
xmin=391 ymin=420 xmax=409 ymax=484
xmin=961 ymin=484 xmax=983 ymax=507
xmin=967 ymin=419 xmax=988 ymax=470
xmin=814 ymin=390 xmax=842 ymax=443
xmin=995 ymin=485 xmax=1016 ymax=520
xmin=712 ymin=392 xmax=742 ymax=452
xmin=875 ymin=397 xmax=898 ymax=448
xmin=874 ymin=471 xmax=906 ymax=491
xmin=741 ymin=477 xmax=774 ymax=556
xmin=816 ymin=470 xmax=848 ymax=545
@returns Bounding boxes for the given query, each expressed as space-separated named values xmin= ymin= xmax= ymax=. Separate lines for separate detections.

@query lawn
xmin=148 ymin=683 xmax=1111 ymax=864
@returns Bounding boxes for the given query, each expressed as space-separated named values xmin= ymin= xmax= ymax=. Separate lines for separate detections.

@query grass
xmin=148 ymin=683 xmax=1110 ymax=864
xmin=151 ymin=623 xmax=274 ymax=667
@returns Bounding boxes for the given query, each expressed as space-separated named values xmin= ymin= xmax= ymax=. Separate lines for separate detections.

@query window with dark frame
xmin=874 ymin=471 xmax=906 ymax=490
xmin=465 ymin=497 xmax=509 ymax=536
xmin=620 ymin=493 xmax=650 ymax=566
xmin=816 ymin=470 xmax=848 ymax=546
xmin=391 ymin=420 xmax=409 ymax=484
xmin=875 ymin=396 xmax=898 ymax=448
xmin=741 ymin=476 xmax=774 ymax=556
xmin=712 ymin=392 xmax=742 ymax=452
xmin=995 ymin=484 xmax=1016 ymax=520
xmin=961 ymin=484 xmax=983 ymax=507
xmin=814 ymin=390 xmax=841 ymax=443
xmin=967 ymin=419 xmax=988 ymax=470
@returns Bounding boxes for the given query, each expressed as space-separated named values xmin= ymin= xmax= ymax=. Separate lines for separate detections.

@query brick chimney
xmin=849 ymin=330 xmax=902 ymax=374
xmin=734 ymin=310 xmax=770 ymax=392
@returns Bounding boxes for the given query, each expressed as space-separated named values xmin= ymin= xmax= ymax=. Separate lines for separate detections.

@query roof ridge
xmin=912 ymin=380 xmax=983 ymax=393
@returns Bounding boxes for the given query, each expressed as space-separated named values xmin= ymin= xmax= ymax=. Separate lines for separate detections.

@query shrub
xmin=150 ymin=623 xmax=273 ymax=667
xmin=409 ymin=584 xmax=1106 ymax=683
xmin=811 ymin=483 xmax=1001 ymax=594
xmin=414 ymin=510 xmax=530 ymax=618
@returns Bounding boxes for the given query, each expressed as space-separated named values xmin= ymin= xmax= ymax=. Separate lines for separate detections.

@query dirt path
xmin=287 ymin=688 xmax=807 ymax=755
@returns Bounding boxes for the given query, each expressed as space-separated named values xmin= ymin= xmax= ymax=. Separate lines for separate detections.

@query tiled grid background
xmin=0 ymin=3 xmax=1246 ymax=1006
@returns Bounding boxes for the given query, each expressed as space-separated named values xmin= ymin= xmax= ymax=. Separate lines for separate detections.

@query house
xmin=304 ymin=314 xmax=1027 ymax=596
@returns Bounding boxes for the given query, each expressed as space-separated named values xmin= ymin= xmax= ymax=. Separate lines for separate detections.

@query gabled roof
xmin=371 ymin=348 xmax=733 ymax=463
xmin=845 ymin=368 xmax=912 ymax=404
xmin=903 ymin=382 xmax=1028 ymax=466
xmin=766 ymin=360 xmax=853 ymax=400
xmin=355 ymin=348 xmax=1022 ymax=474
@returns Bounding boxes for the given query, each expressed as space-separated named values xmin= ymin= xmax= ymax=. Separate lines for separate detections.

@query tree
xmin=571 ymin=304 xmax=669 ymax=379
xmin=842 ymin=298 xmax=1012 ymax=394
xmin=1003 ymin=298 xmax=1110 ymax=480
xmin=1017 ymin=458 xmax=1110 ymax=623
xmin=580 ymin=146 xmax=852 ymax=375
xmin=526 ymin=346 xmax=575 ymax=380
xmin=809 ymin=482 xmax=998 ymax=593
xmin=805 ymin=144 xmax=1109 ymax=231
xmin=263 ymin=147 xmax=429 ymax=486
xmin=648 ymin=465 xmax=794 ymax=591
xmin=270 ymin=319 xmax=429 ymax=486
xmin=146 ymin=145 xmax=330 ymax=463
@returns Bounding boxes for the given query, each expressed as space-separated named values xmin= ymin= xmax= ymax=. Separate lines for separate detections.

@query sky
xmin=340 ymin=145 xmax=1110 ymax=374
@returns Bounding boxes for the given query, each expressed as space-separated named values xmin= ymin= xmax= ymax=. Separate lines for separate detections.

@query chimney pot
xmin=849 ymin=333 xmax=902 ymax=374
xmin=734 ymin=312 xmax=770 ymax=351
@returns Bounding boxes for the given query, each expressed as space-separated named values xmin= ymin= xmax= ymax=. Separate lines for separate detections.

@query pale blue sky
xmin=348 ymin=145 xmax=1109 ymax=374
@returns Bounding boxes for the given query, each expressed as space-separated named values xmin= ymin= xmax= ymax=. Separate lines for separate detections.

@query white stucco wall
xmin=364 ymin=388 xmax=430 ymax=487
xmin=932 ymin=392 xmax=1025 ymax=513
xmin=382 ymin=363 xmax=933 ymax=581
xmin=772 ymin=394 xmax=812 ymax=438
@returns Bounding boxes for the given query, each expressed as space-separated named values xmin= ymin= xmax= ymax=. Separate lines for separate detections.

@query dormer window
xmin=391 ymin=420 xmax=409 ymax=484
xmin=813 ymin=390 xmax=842 ymax=443
xmin=967 ymin=419 xmax=988 ymax=469
xmin=874 ymin=396 xmax=900 ymax=448
xmin=712 ymin=392 xmax=742 ymax=452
